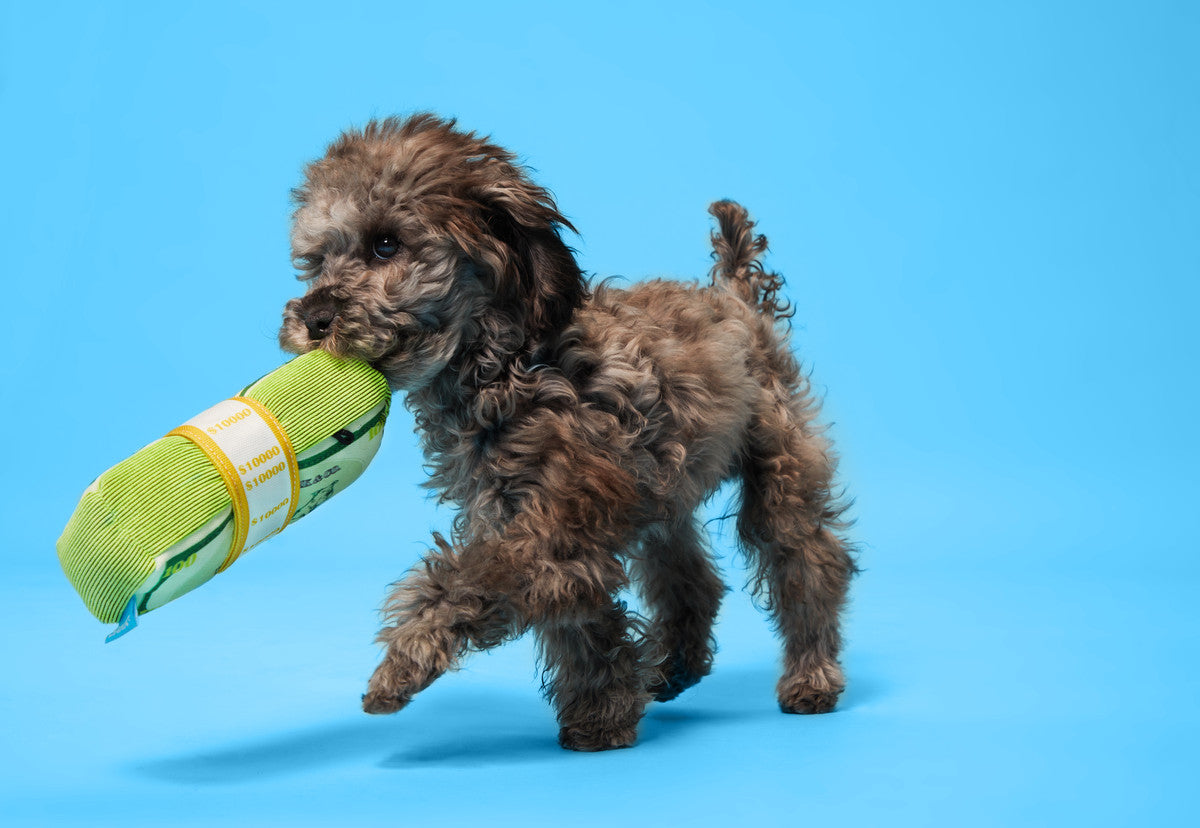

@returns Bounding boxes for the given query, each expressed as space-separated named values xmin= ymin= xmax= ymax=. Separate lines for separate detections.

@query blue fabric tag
xmin=105 ymin=596 xmax=139 ymax=643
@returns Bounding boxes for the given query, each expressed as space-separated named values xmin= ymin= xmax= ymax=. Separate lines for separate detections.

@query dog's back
xmin=560 ymin=200 xmax=803 ymax=515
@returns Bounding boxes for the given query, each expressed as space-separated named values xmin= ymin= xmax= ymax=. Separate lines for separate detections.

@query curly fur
xmin=279 ymin=114 xmax=857 ymax=751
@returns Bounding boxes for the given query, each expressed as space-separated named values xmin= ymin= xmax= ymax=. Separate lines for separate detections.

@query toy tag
xmin=105 ymin=596 xmax=139 ymax=643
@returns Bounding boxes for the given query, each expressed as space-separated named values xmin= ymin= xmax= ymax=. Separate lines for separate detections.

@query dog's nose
xmin=303 ymin=304 xmax=338 ymax=339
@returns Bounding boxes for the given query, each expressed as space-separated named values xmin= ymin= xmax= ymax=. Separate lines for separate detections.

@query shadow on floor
xmin=131 ymin=662 xmax=886 ymax=783
xmin=130 ymin=687 xmax=552 ymax=784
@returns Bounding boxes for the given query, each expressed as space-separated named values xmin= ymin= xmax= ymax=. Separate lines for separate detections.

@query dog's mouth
xmin=281 ymin=303 xmax=409 ymax=370
xmin=280 ymin=296 xmax=449 ymax=393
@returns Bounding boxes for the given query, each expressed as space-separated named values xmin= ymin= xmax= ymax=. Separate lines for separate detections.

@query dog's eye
xmin=372 ymin=233 xmax=401 ymax=260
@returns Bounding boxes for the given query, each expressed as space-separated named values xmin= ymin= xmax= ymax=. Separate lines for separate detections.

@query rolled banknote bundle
xmin=57 ymin=350 xmax=390 ymax=638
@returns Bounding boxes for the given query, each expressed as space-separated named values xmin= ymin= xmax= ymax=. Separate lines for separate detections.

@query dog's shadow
xmin=131 ymin=665 xmax=886 ymax=784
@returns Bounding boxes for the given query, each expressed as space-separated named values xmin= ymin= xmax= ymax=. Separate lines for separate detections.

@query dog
xmin=279 ymin=114 xmax=856 ymax=751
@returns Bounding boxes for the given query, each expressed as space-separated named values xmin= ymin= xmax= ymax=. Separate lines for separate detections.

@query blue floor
xmin=3 ymin=471 xmax=1196 ymax=826
xmin=3 ymin=1 xmax=1197 ymax=825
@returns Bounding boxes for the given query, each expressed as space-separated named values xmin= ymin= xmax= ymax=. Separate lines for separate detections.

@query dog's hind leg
xmin=631 ymin=518 xmax=725 ymax=701
xmin=737 ymin=382 xmax=856 ymax=714
xmin=536 ymin=599 xmax=650 ymax=751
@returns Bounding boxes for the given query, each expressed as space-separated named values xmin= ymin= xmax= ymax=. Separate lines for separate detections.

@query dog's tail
xmin=707 ymin=200 xmax=792 ymax=321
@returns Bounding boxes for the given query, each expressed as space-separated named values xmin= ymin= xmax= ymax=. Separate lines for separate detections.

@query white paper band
xmin=169 ymin=396 xmax=299 ymax=569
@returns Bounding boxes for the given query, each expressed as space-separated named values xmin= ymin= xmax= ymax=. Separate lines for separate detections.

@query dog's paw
xmin=647 ymin=649 xmax=710 ymax=702
xmin=778 ymin=686 xmax=841 ymax=714
xmin=362 ymin=688 xmax=411 ymax=715
xmin=777 ymin=663 xmax=844 ymax=714
xmin=361 ymin=645 xmax=445 ymax=715
xmin=361 ymin=659 xmax=419 ymax=715
xmin=650 ymin=668 xmax=703 ymax=702
xmin=558 ymin=723 xmax=638 ymax=752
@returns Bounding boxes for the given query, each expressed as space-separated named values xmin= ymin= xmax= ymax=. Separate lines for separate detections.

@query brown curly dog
xmin=279 ymin=114 xmax=856 ymax=751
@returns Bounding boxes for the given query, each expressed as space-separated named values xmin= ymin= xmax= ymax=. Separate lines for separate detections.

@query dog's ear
xmin=476 ymin=180 xmax=588 ymax=340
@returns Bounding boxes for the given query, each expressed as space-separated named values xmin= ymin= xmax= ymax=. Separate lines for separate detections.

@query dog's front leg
xmin=362 ymin=440 xmax=641 ymax=732
xmin=362 ymin=528 xmax=636 ymax=719
xmin=360 ymin=523 xmax=632 ymax=716
xmin=361 ymin=534 xmax=520 ymax=714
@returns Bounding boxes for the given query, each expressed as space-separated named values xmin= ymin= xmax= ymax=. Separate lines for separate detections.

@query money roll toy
xmin=57 ymin=350 xmax=390 ymax=640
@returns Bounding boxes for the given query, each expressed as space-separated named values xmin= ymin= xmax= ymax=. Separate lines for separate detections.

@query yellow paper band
xmin=167 ymin=423 xmax=251 ymax=572
xmin=232 ymin=395 xmax=300 ymax=534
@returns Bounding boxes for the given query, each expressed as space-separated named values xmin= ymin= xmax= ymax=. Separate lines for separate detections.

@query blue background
xmin=2 ymin=1 xmax=1197 ymax=825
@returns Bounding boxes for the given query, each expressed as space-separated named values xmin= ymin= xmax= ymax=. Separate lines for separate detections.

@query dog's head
xmin=279 ymin=114 xmax=586 ymax=390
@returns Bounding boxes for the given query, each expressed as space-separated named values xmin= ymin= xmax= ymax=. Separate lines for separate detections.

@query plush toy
xmin=57 ymin=350 xmax=390 ymax=640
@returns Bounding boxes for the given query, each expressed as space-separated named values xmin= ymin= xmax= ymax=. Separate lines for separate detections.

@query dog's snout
xmin=303 ymin=303 xmax=338 ymax=339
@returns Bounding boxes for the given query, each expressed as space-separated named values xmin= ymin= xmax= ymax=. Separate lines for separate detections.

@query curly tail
xmin=707 ymin=200 xmax=792 ymax=321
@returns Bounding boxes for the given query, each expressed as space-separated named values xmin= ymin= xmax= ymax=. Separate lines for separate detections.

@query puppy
xmin=279 ymin=114 xmax=856 ymax=751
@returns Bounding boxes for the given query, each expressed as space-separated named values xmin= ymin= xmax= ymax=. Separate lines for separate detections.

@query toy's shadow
xmin=131 ymin=687 xmax=556 ymax=784
xmin=133 ymin=717 xmax=414 ymax=784
xmin=131 ymin=663 xmax=886 ymax=784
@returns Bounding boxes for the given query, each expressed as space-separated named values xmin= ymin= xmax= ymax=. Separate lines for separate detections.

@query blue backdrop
xmin=2 ymin=1 xmax=1196 ymax=825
